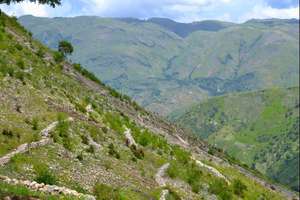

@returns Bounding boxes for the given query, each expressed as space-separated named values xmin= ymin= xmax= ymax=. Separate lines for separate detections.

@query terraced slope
xmin=0 ymin=13 xmax=298 ymax=200
xmin=19 ymin=16 xmax=299 ymax=115
xmin=171 ymin=87 xmax=300 ymax=192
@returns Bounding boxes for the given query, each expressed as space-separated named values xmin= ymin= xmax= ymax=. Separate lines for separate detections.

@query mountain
xmin=0 ymin=13 xmax=298 ymax=200
xmin=18 ymin=16 xmax=299 ymax=115
xmin=170 ymin=87 xmax=300 ymax=192
xmin=0 ymin=14 xmax=297 ymax=200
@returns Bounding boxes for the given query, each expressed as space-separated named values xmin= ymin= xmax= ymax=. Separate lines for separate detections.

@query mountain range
xmin=18 ymin=16 xmax=299 ymax=115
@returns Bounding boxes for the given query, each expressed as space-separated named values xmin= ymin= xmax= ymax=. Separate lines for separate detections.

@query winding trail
xmin=0 ymin=117 xmax=96 ymax=199
xmin=155 ymin=163 xmax=170 ymax=200
xmin=0 ymin=118 xmax=73 ymax=166
xmin=191 ymin=156 xmax=230 ymax=184
xmin=0 ymin=175 xmax=95 ymax=200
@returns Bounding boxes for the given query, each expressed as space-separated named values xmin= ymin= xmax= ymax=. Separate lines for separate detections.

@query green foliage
xmin=34 ymin=164 xmax=57 ymax=185
xmin=73 ymin=63 xmax=105 ymax=86
xmin=208 ymin=179 xmax=232 ymax=200
xmin=173 ymin=87 xmax=300 ymax=191
xmin=232 ymin=179 xmax=247 ymax=197
xmin=130 ymin=145 xmax=144 ymax=160
xmin=53 ymin=51 xmax=64 ymax=63
xmin=93 ymin=183 xmax=121 ymax=200
xmin=108 ymin=143 xmax=120 ymax=159
xmin=58 ymin=40 xmax=73 ymax=56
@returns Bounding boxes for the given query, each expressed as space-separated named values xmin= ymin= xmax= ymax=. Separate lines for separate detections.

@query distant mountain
xmin=18 ymin=16 xmax=299 ymax=115
xmin=170 ymin=87 xmax=300 ymax=191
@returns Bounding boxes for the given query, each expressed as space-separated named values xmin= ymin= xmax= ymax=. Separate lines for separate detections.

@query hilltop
xmin=170 ymin=87 xmax=300 ymax=192
xmin=18 ymin=15 xmax=299 ymax=115
xmin=0 ymin=13 xmax=298 ymax=199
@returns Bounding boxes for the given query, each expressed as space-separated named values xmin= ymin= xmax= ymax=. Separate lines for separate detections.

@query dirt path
xmin=155 ymin=163 xmax=170 ymax=200
xmin=0 ymin=118 xmax=73 ymax=166
xmin=0 ymin=175 xmax=95 ymax=200
xmin=191 ymin=156 xmax=230 ymax=184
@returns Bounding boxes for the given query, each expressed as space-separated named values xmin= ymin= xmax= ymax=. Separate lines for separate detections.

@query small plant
xmin=36 ymin=48 xmax=45 ymax=58
xmin=15 ymin=43 xmax=23 ymax=51
xmin=53 ymin=51 xmax=64 ymax=63
xmin=232 ymin=179 xmax=247 ymax=197
xmin=34 ymin=165 xmax=56 ymax=185
xmin=130 ymin=145 xmax=144 ymax=160
xmin=93 ymin=183 xmax=120 ymax=200
xmin=32 ymin=118 xmax=39 ymax=130
xmin=209 ymin=179 xmax=232 ymax=200
xmin=16 ymin=59 xmax=25 ymax=69
xmin=108 ymin=143 xmax=120 ymax=159
xmin=2 ymin=129 xmax=13 ymax=137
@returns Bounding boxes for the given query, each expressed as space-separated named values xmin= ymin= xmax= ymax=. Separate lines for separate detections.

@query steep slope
xmin=0 ymin=13 xmax=298 ymax=200
xmin=18 ymin=16 xmax=299 ymax=115
xmin=170 ymin=87 xmax=300 ymax=192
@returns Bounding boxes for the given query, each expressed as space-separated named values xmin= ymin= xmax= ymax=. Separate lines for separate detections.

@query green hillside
xmin=170 ymin=87 xmax=300 ymax=192
xmin=18 ymin=16 xmax=299 ymax=115
xmin=1 ymin=13 xmax=296 ymax=200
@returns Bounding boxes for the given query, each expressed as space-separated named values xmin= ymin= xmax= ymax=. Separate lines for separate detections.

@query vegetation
xmin=58 ymin=40 xmax=73 ymax=57
xmin=172 ymin=87 xmax=300 ymax=191
xmin=0 ymin=12 xmax=293 ymax=200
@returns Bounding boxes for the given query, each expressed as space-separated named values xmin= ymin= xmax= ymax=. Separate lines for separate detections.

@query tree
xmin=58 ymin=40 xmax=73 ymax=57
xmin=0 ymin=0 xmax=61 ymax=7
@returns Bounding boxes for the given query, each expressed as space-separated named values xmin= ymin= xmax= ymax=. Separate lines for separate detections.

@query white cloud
xmin=240 ymin=4 xmax=299 ymax=22
xmin=0 ymin=0 xmax=299 ymax=22
xmin=0 ymin=2 xmax=49 ymax=17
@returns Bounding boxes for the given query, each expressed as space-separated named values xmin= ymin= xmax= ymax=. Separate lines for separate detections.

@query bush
xmin=15 ymin=43 xmax=23 ymax=51
xmin=16 ymin=59 xmax=25 ymax=69
xmin=36 ymin=49 xmax=45 ymax=58
xmin=167 ymin=163 xmax=179 ymax=179
xmin=232 ymin=179 xmax=247 ymax=197
xmin=34 ymin=165 xmax=56 ymax=185
xmin=53 ymin=51 xmax=64 ymax=63
xmin=93 ymin=183 xmax=120 ymax=200
xmin=209 ymin=179 xmax=232 ymax=200
xmin=130 ymin=145 xmax=144 ymax=160
xmin=32 ymin=118 xmax=39 ymax=130
xmin=108 ymin=143 xmax=120 ymax=159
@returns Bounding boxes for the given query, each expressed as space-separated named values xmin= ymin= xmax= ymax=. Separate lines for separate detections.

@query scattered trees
xmin=58 ymin=40 xmax=73 ymax=57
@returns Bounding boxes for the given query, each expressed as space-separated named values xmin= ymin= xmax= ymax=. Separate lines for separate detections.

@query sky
xmin=0 ymin=0 xmax=299 ymax=22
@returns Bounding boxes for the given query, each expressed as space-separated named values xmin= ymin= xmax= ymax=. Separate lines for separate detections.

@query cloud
xmin=240 ymin=4 xmax=299 ymax=21
xmin=0 ymin=0 xmax=299 ymax=22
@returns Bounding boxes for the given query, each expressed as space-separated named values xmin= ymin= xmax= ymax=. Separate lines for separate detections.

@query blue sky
xmin=0 ymin=0 xmax=299 ymax=22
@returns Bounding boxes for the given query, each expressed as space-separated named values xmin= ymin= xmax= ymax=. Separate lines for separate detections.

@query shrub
xmin=93 ymin=183 xmax=120 ymax=200
xmin=53 ymin=51 xmax=64 ymax=63
xmin=15 ymin=43 xmax=23 ymax=51
xmin=34 ymin=165 xmax=56 ymax=185
xmin=2 ymin=129 xmax=13 ymax=137
xmin=209 ymin=179 xmax=232 ymax=200
xmin=232 ymin=179 xmax=247 ymax=197
xmin=167 ymin=163 xmax=179 ymax=179
xmin=130 ymin=145 xmax=144 ymax=160
xmin=172 ymin=146 xmax=190 ymax=165
xmin=16 ymin=59 xmax=25 ymax=69
xmin=73 ymin=63 xmax=105 ymax=86
xmin=108 ymin=143 xmax=120 ymax=159
xmin=32 ymin=118 xmax=39 ymax=130
xmin=36 ymin=49 xmax=45 ymax=58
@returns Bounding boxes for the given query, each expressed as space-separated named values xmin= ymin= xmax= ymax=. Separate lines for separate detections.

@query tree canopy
xmin=58 ymin=40 xmax=73 ymax=56
xmin=0 ymin=0 xmax=61 ymax=7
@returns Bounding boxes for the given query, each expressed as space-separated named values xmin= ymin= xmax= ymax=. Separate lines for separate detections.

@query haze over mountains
xmin=19 ymin=16 xmax=299 ymax=115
